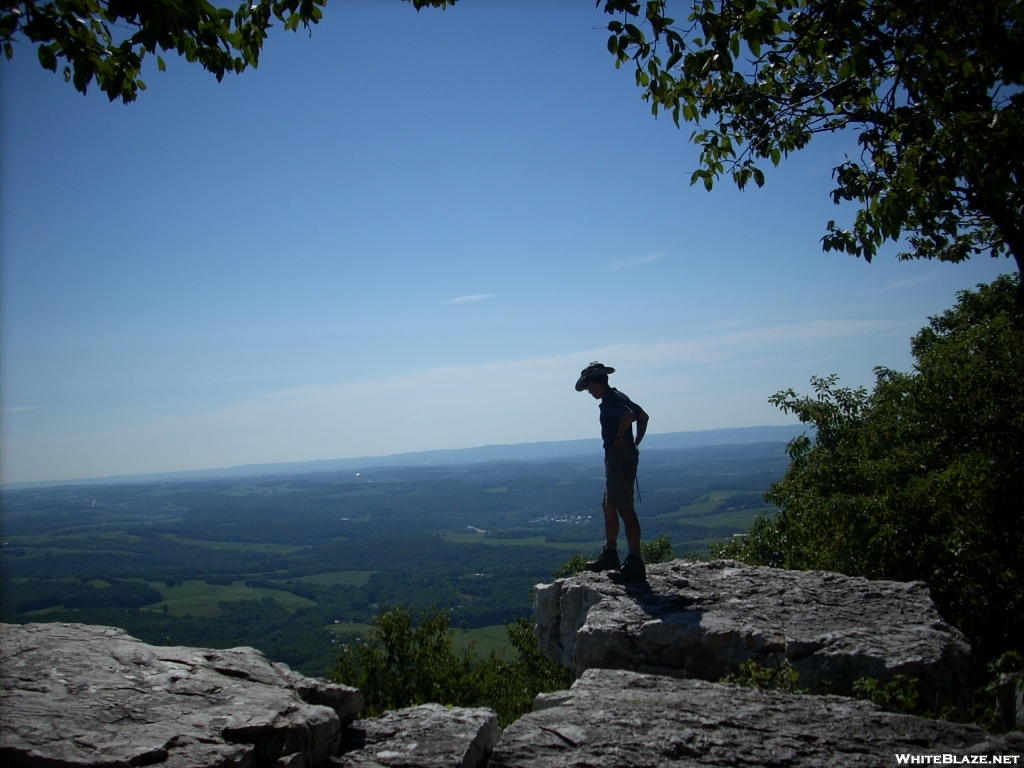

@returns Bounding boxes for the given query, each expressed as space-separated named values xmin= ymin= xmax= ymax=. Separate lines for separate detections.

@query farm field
xmin=144 ymin=580 xmax=317 ymax=617
xmin=455 ymin=623 xmax=516 ymax=658
xmin=159 ymin=534 xmax=304 ymax=554
xmin=288 ymin=571 xmax=374 ymax=586
xmin=650 ymin=491 xmax=772 ymax=533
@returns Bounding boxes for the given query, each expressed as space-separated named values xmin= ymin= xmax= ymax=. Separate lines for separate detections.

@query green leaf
xmin=37 ymin=45 xmax=57 ymax=73
xmin=624 ymin=23 xmax=645 ymax=43
xmin=157 ymin=56 xmax=166 ymax=72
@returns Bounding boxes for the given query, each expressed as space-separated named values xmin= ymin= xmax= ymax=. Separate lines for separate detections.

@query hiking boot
xmin=584 ymin=547 xmax=620 ymax=572
xmin=611 ymin=553 xmax=646 ymax=582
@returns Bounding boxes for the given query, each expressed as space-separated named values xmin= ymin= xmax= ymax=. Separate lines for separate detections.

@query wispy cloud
xmin=441 ymin=294 xmax=494 ymax=305
xmin=3 ymin=316 xmax=903 ymax=483
xmin=607 ymin=252 xmax=664 ymax=271
xmin=112 ymin=401 xmax=200 ymax=417
xmin=233 ymin=317 xmax=903 ymax=425
xmin=230 ymin=389 xmax=262 ymax=398
xmin=189 ymin=376 xmax=253 ymax=388
xmin=1 ymin=405 xmax=44 ymax=413
xmin=878 ymin=272 xmax=944 ymax=292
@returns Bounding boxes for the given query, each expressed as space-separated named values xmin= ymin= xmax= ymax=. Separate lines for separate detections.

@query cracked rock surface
xmin=329 ymin=703 xmax=500 ymax=768
xmin=491 ymin=668 xmax=1024 ymax=768
xmin=0 ymin=622 xmax=363 ymax=768
xmin=535 ymin=559 xmax=972 ymax=707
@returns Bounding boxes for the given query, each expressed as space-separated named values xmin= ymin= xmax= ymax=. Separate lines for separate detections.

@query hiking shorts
xmin=604 ymin=446 xmax=639 ymax=508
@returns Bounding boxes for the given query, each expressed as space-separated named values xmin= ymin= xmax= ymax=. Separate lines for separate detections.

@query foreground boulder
xmin=329 ymin=703 xmax=500 ymax=768
xmin=492 ymin=668 xmax=1024 ymax=767
xmin=535 ymin=560 xmax=972 ymax=708
xmin=0 ymin=622 xmax=363 ymax=768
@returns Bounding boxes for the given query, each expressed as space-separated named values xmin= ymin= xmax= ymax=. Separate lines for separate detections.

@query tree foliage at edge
xmin=716 ymin=275 xmax=1023 ymax=667
xmin=0 ymin=0 xmax=452 ymax=103
xmin=598 ymin=0 xmax=1024 ymax=294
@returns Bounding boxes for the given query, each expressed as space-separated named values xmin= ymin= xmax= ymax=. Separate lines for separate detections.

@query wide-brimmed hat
xmin=575 ymin=361 xmax=615 ymax=391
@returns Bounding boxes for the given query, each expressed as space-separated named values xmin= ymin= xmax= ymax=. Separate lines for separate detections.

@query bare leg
xmin=584 ymin=495 xmax=624 ymax=572
xmin=602 ymin=493 xmax=620 ymax=547
xmin=618 ymin=507 xmax=642 ymax=553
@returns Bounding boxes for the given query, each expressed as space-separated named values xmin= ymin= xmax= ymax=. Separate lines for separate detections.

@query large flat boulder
xmin=0 ymin=622 xmax=363 ymax=768
xmin=491 ymin=668 xmax=1024 ymax=767
xmin=535 ymin=559 xmax=971 ymax=708
xmin=329 ymin=703 xmax=500 ymax=768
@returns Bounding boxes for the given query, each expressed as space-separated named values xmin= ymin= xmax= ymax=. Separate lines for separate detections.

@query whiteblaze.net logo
xmin=895 ymin=756 xmax=1020 ymax=765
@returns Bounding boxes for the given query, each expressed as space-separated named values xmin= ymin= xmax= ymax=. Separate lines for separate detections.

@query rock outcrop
xmin=535 ymin=559 xmax=972 ymax=708
xmin=4 ymin=558 xmax=1016 ymax=768
xmin=492 ymin=668 xmax=1024 ymax=767
xmin=0 ymin=622 xmax=363 ymax=768
xmin=330 ymin=703 xmax=500 ymax=768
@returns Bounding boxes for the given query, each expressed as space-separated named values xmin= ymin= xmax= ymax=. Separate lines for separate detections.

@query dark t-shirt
xmin=599 ymin=388 xmax=644 ymax=450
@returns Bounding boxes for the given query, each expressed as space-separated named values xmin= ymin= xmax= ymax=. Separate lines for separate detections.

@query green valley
xmin=1 ymin=442 xmax=790 ymax=676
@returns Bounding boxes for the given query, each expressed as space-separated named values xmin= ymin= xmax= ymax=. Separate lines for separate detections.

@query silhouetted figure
xmin=575 ymin=362 xmax=649 ymax=581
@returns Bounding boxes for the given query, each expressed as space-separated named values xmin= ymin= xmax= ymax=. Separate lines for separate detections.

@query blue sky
xmin=0 ymin=1 xmax=1012 ymax=484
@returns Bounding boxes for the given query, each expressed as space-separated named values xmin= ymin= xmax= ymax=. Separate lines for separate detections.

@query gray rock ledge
xmin=535 ymin=559 xmax=972 ymax=708
xmin=491 ymin=668 xmax=1024 ymax=768
xmin=329 ymin=703 xmax=500 ymax=768
xmin=0 ymin=622 xmax=363 ymax=768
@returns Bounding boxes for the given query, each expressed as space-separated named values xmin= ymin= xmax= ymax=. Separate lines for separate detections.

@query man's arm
xmin=634 ymin=408 xmax=649 ymax=446
xmin=612 ymin=411 xmax=634 ymax=448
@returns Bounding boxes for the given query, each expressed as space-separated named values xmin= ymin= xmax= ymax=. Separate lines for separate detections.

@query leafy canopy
xmin=599 ymin=0 xmax=1024 ymax=290
xmin=0 ymin=0 xmax=451 ymax=103
xmin=716 ymin=275 xmax=1024 ymax=666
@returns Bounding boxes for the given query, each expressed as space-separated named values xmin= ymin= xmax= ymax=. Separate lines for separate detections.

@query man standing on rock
xmin=575 ymin=362 xmax=649 ymax=581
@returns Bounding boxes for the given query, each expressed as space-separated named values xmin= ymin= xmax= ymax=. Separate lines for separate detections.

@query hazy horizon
xmin=0 ymin=423 xmax=806 ymax=490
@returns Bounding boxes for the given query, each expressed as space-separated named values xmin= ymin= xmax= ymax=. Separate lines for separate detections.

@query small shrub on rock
xmin=720 ymin=660 xmax=805 ymax=694
xmin=329 ymin=605 xmax=569 ymax=727
xmin=851 ymin=675 xmax=920 ymax=714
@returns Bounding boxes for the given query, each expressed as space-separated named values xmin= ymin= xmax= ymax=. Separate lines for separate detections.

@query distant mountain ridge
xmin=2 ymin=424 xmax=807 ymax=490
